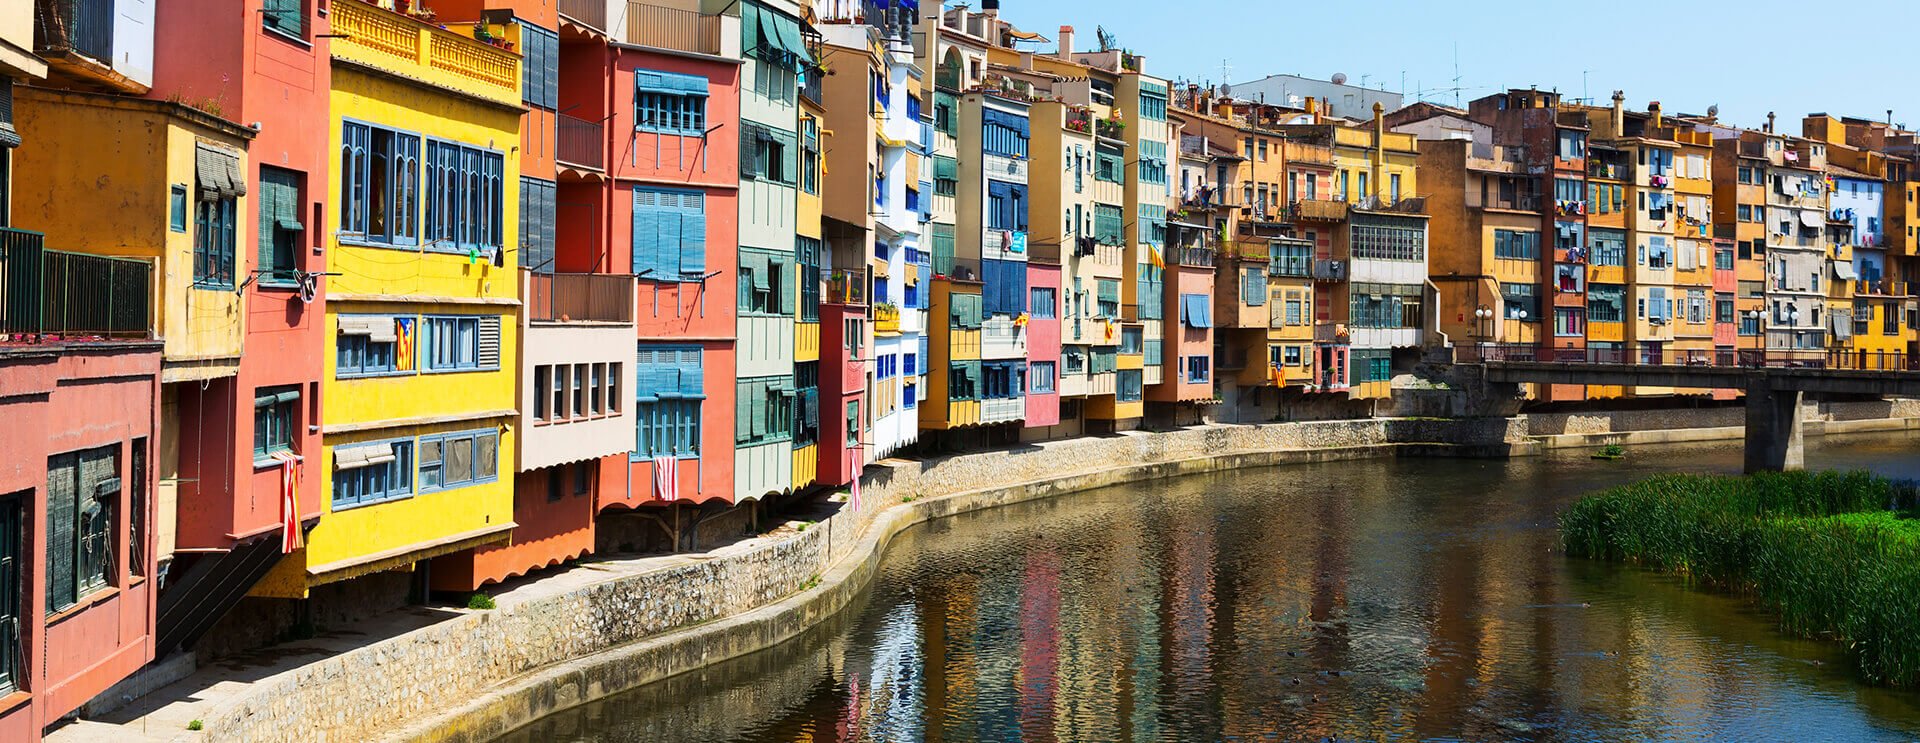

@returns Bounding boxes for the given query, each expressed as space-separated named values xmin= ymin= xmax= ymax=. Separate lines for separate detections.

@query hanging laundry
xmin=271 ymin=450 xmax=303 ymax=554
xmin=652 ymin=454 xmax=679 ymax=502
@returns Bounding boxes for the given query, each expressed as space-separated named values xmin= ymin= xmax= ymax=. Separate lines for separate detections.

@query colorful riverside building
xmin=140 ymin=0 xmax=332 ymax=653
xmin=794 ymin=24 xmax=825 ymax=493
xmin=253 ymin=0 xmax=525 ymax=599
xmin=732 ymin=0 xmax=805 ymax=501
xmin=1804 ymin=114 xmax=1919 ymax=363
xmin=1024 ymin=96 xmax=1101 ymax=438
xmin=1 ymin=5 xmax=167 ymax=735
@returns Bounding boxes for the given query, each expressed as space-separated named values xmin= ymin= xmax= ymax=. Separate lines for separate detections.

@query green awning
xmin=934 ymin=156 xmax=958 ymax=181
xmin=770 ymin=10 xmax=810 ymax=66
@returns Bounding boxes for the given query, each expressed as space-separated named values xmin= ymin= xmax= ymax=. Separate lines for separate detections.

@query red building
xmin=1024 ymin=262 xmax=1062 ymax=428
xmin=0 ymin=245 xmax=163 ymax=739
xmin=819 ymin=301 xmax=870 ymax=488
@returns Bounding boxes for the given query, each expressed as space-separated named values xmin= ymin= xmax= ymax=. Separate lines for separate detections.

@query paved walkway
xmin=44 ymin=513 xmax=822 ymax=743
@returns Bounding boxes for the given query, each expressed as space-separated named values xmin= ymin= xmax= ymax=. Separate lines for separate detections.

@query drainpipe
xmin=1371 ymin=102 xmax=1385 ymax=202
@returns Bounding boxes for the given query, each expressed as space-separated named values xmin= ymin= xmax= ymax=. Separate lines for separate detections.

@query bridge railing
xmin=1454 ymin=343 xmax=1920 ymax=372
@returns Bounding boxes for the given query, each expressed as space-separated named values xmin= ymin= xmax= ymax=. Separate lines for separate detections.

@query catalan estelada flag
xmin=394 ymin=317 xmax=415 ymax=370
xmin=1146 ymin=242 xmax=1165 ymax=269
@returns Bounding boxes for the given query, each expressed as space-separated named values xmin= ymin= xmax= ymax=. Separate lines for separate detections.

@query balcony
xmin=526 ymin=272 xmax=634 ymax=324
xmin=558 ymin=0 xmax=607 ymax=33
xmin=828 ymin=268 xmax=868 ymax=305
xmin=624 ymin=3 xmax=724 ymax=56
xmin=1587 ymin=161 xmax=1629 ymax=180
xmin=2 ymin=228 xmax=154 ymax=341
xmin=331 ymin=0 xmax=520 ymax=108
xmin=1311 ymin=259 xmax=1347 ymax=282
xmin=1096 ymin=118 xmax=1126 ymax=142
xmin=1175 ymin=246 xmax=1215 ymax=268
xmin=1292 ymin=199 xmax=1348 ymax=222
xmin=558 ymin=114 xmax=605 ymax=172
xmin=34 ymin=0 xmax=113 ymax=65
xmin=874 ymin=302 xmax=900 ymax=334
xmin=1483 ymin=194 xmax=1540 ymax=212
xmin=1064 ymin=107 xmax=1092 ymax=135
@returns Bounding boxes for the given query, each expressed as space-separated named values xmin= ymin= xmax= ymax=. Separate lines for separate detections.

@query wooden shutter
xmin=477 ymin=316 xmax=501 ymax=368
xmin=775 ymin=256 xmax=796 ymax=315
xmin=655 ymin=199 xmax=682 ymax=278
xmin=678 ymin=349 xmax=702 ymax=396
xmin=735 ymin=381 xmax=753 ymax=443
xmin=632 ymin=188 xmax=657 ymax=275
xmin=679 ymin=192 xmax=706 ymax=275
xmin=45 ymin=454 xmax=76 ymax=611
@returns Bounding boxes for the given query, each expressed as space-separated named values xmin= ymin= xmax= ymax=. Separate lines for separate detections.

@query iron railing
xmin=558 ymin=0 xmax=607 ymax=32
xmin=625 ymin=3 xmax=722 ymax=56
xmin=526 ymin=272 xmax=634 ymax=324
xmin=3 ymin=227 xmax=153 ymax=340
xmin=35 ymin=0 xmax=114 ymax=63
xmin=1454 ymin=343 xmax=1920 ymax=372
xmin=827 ymin=268 xmax=868 ymax=305
xmin=557 ymin=114 xmax=605 ymax=171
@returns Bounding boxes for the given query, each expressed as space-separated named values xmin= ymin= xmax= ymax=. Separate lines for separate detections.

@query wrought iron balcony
xmin=2 ymin=227 xmax=153 ymax=340
xmin=526 ymin=272 xmax=634 ymax=324
xmin=558 ymin=114 xmax=605 ymax=171
xmin=624 ymin=2 xmax=723 ymax=56
xmin=558 ymin=0 xmax=607 ymax=32
xmin=35 ymin=0 xmax=114 ymax=64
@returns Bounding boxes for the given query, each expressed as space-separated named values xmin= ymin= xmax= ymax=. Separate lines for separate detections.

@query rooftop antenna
xmin=1221 ymin=58 xmax=1232 ymax=87
xmin=1452 ymin=43 xmax=1462 ymax=108
xmin=1582 ymin=69 xmax=1590 ymax=105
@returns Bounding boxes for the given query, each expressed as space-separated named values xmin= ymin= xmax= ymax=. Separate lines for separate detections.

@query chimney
xmin=1648 ymin=101 xmax=1662 ymax=130
xmin=1766 ymin=111 xmax=1776 ymax=133
xmin=1305 ymin=96 xmax=1319 ymax=123
xmin=1372 ymin=102 xmax=1386 ymax=202
xmin=1057 ymin=25 xmax=1074 ymax=59
xmin=1610 ymin=90 xmax=1624 ymax=136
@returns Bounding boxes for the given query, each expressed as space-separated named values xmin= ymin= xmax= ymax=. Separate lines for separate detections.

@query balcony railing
xmin=3 ymin=229 xmax=155 ymax=340
xmin=1292 ymin=199 xmax=1349 ymax=222
xmin=332 ymin=0 xmax=519 ymax=106
xmin=626 ymin=2 xmax=722 ymax=56
xmin=558 ymin=114 xmax=605 ymax=171
xmin=34 ymin=0 xmax=114 ymax=63
xmin=526 ymin=272 xmax=635 ymax=324
xmin=1095 ymin=118 xmax=1126 ymax=141
xmin=558 ymin=0 xmax=607 ymax=32
xmin=1312 ymin=259 xmax=1347 ymax=282
xmin=874 ymin=302 xmax=900 ymax=333
xmin=1175 ymin=246 xmax=1215 ymax=268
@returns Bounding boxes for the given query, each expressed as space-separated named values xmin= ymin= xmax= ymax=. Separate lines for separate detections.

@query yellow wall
xmin=792 ymin=444 xmax=817 ymax=491
xmin=11 ymin=90 xmax=250 ymax=365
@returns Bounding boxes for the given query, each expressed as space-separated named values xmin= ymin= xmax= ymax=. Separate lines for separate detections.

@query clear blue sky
xmin=971 ymin=0 xmax=1916 ymax=133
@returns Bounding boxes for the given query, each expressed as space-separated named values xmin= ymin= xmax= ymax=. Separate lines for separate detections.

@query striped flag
xmin=847 ymin=446 xmax=862 ymax=512
xmin=271 ymin=450 xmax=303 ymax=553
xmin=652 ymin=454 xmax=679 ymax=502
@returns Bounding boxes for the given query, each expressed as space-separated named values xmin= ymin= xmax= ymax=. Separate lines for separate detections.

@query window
xmin=253 ymin=387 xmax=299 ymax=462
xmin=417 ymin=429 xmax=499 ymax=493
xmin=982 ymin=361 xmax=1024 ymax=399
xmin=1587 ymin=284 xmax=1624 ymax=323
xmin=933 ymin=155 xmax=958 ymax=196
xmin=522 ymin=25 xmax=560 ymax=110
xmin=1184 ymin=355 xmax=1210 ymax=384
xmin=262 ymin=0 xmax=305 ymax=38
xmin=255 ymin=167 xmax=304 ymax=286
xmin=1242 ymin=267 xmax=1265 ymax=305
xmin=1270 ymin=241 xmax=1311 ymax=277
xmin=1557 ymin=131 xmax=1586 ymax=159
xmin=635 ymin=347 xmax=703 ymax=459
xmin=1180 ymin=293 xmax=1212 ymax=328
xmin=1501 ymin=282 xmax=1537 ymax=320
xmin=336 ymin=315 xmax=408 ymax=377
xmin=949 ymin=292 xmax=982 ymax=329
xmin=1740 ymin=309 xmax=1762 ymax=336
xmin=334 ymin=439 xmax=414 ymax=509
xmin=1717 ymin=296 xmax=1735 ymax=324
xmin=631 ymin=70 xmax=714 ymax=137
xmin=1389 ymin=173 xmax=1401 ymax=203
xmin=1143 ymin=338 xmax=1163 ymax=366
xmin=193 ymin=145 xmax=242 ymax=288
xmin=632 ymin=187 xmax=707 ymax=279
xmin=1348 ymin=284 xmax=1423 ymax=329
xmin=845 ymin=401 xmax=861 ymax=447
xmin=0 ymin=491 xmax=20 ymax=694
xmin=1282 ymin=345 xmax=1303 ymax=366
xmin=423 ymin=315 xmax=501 ymax=372
xmin=1589 ymin=228 xmax=1626 ymax=267
xmin=1687 ymin=290 xmax=1707 ymax=324
xmin=797 ymin=236 xmax=822 ymax=322
xmin=1091 ymin=348 xmax=1118 ymax=374
xmin=987 ymin=180 xmax=1028 ymax=231
xmin=1096 ymin=280 xmax=1121 ymax=319
xmin=45 ymin=444 xmax=118 ymax=613
xmin=1095 ymin=145 xmax=1124 ymax=184
xmin=1120 ymin=326 xmax=1143 ymax=354
xmin=1029 ymin=287 xmax=1056 ymax=318
xmin=1138 ymin=140 xmax=1167 ymax=185
xmin=1715 ymin=246 xmax=1735 ymax=271
xmin=1093 ymin=203 xmax=1124 ymax=245
xmin=742 ymin=123 xmax=798 ymax=184
xmin=1554 ymin=222 xmax=1584 ymax=255
xmin=1645 ymin=236 xmax=1671 ymax=269
xmin=340 ymin=122 xmax=422 ymax=246
xmin=947 ymin=362 xmax=979 ymax=401
xmin=169 ymin=185 xmax=188 ymax=232
xmin=734 ymin=376 xmax=795 ymax=445
xmin=1887 ymin=301 xmax=1901 ymax=336
xmin=982 ymin=109 xmax=1030 ymax=158
xmin=1030 ymin=361 xmax=1057 ymax=394
xmin=933 ymin=92 xmax=956 ymax=135
xmin=424 ymin=139 xmax=503 ymax=250
xmin=1063 ymin=347 xmax=1087 ymax=374
xmin=518 ymin=176 xmax=557 ymax=272
xmin=1349 ymin=214 xmax=1425 ymax=262
xmin=801 ymin=117 xmax=820 ymax=195
xmin=1139 ymin=83 xmax=1168 ymax=121
xmin=738 ymin=249 xmax=794 ymax=315
xmin=1117 ymin=369 xmax=1143 ymax=401
xmin=1493 ymin=230 xmax=1539 ymax=260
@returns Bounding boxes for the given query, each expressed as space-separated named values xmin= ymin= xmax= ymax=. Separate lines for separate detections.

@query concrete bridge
xmin=1456 ymin=345 xmax=1920 ymax=472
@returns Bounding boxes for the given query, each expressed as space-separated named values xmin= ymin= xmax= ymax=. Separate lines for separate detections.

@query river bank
xmin=45 ymin=403 xmax=1920 ymax=743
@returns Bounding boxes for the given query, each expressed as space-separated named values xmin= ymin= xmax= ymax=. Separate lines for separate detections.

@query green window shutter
xmin=735 ymin=381 xmax=753 ymax=443
xmin=775 ymin=257 xmax=796 ymax=315
xmin=750 ymin=383 xmax=769 ymax=438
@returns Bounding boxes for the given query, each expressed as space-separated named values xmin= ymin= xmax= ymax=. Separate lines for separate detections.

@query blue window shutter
xmin=679 ymin=210 xmax=706 ymax=275
xmin=656 ymin=203 xmax=682 ymax=277
xmin=631 ymin=189 xmax=649 ymax=273
xmin=680 ymin=348 xmax=702 ymax=396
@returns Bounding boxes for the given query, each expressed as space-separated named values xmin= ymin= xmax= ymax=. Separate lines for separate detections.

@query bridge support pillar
xmin=1743 ymin=383 xmax=1804 ymax=473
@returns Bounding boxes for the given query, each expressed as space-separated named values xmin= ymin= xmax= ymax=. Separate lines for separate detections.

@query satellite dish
xmin=1331 ymin=72 xmax=1348 ymax=85
xmin=1707 ymin=104 xmax=1720 ymax=117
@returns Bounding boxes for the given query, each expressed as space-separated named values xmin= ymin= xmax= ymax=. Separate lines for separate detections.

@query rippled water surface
xmin=499 ymin=434 xmax=1920 ymax=742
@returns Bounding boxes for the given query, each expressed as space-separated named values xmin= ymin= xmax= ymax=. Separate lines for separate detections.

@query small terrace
xmin=1 ymin=227 xmax=153 ymax=342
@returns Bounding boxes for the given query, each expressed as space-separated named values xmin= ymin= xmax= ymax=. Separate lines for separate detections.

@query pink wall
xmin=1025 ymin=263 xmax=1061 ymax=427
xmin=818 ymin=304 xmax=868 ymax=487
xmin=0 ymin=344 xmax=162 ymax=737
xmin=1154 ymin=266 xmax=1215 ymax=401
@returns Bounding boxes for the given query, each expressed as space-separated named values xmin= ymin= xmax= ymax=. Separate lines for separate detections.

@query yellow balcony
xmin=332 ymin=0 xmax=520 ymax=108
xmin=874 ymin=302 xmax=901 ymax=334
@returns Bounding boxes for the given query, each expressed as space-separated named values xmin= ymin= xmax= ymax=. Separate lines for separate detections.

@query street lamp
xmin=1473 ymin=305 xmax=1494 ymax=358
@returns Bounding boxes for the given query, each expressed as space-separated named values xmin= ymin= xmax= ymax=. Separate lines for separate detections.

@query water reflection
xmin=499 ymin=433 xmax=1920 ymax=742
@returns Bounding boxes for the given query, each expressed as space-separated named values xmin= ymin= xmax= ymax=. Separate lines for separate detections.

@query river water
xmin=497 ymin=433 xmax=1920 ymax=742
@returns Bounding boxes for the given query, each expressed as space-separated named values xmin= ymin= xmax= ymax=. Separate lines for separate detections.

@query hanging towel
xmin=271 ymin=450 xmax=304 ymax=554
xmin=847 ymin=447 xmax=863 ymax=512
xmin=652 ymin=454 xmax=679 ymax=502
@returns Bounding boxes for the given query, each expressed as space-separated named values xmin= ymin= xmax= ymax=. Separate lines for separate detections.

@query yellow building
xmin=922 ymin=279 xmax=984 ymax=429
xmin=259 ymin=1 xmax=523 ymax=596
xmin=793 ymin=84 xmax=825 ymax=489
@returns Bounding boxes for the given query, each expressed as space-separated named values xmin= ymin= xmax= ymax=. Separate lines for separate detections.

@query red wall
xmin=149 ymin=0 xmax=330 ymax=548
xmin=818 ymin=304 xmax=868 ymax=487
xmin=1024 ymin=263 xmax=1061 ymax=427
xmin=0 ymin=345 xmax=162 ymax=737
xmin=610 ymin=47 xmax=742 ymax=507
